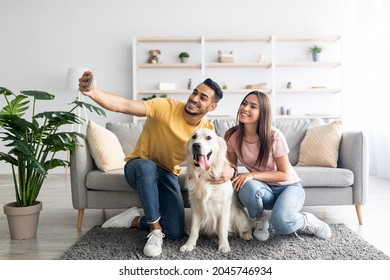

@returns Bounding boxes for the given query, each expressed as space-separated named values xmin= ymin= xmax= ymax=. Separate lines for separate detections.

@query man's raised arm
xmin=78 ymin=71 xmax=146 ymax=117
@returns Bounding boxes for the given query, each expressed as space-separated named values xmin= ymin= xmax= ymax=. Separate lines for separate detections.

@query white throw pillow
xmin=86 ymin=120 xmax=126 ymax=171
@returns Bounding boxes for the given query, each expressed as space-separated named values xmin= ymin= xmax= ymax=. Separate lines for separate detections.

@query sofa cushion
xmin=86 ymin=121 xmax=126 ymax=172
xmin=106 ymin=122 xmax=144 ymax=155
xmin=86 ymin=169 xmax=131 ymax=191
xmin=294 ymin=166 xmax=353 ymax=187
xmin=212 ymin=118 xmax=237 ymax=138
xmin=272 ymin=118 xmax=324 ymax=165
xmin=297 ymin=120 xmax=343 ymax=167
xmin=85 ymin=166 xmax=354 ymax=192
xmin=86 ymin=169 xmax=190 ymax=192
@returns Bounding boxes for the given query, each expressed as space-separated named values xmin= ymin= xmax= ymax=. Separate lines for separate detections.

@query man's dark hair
xmin=203 ymin=78 xmax=223 ymax=102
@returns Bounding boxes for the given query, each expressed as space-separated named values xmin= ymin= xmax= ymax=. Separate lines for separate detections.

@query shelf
xmin=136 ymin=36 xmax=201 ymax=43
xmin=205 ymin=36 xmax=272 ymax=42
xmin=138 ymin=90 xmax=191 ymax=95
xmin=206 ymin=62 xmax=272 ymax=68
xmin=223 ymin=88 xmax=272 ymax=94
xmin=209 ymin=114 xmax=340 ymax=121
xmin=138 ymin=63 xmax=272 ymax=68
xmin=138 ymin=89 xmax=272 ymax=95
xmin=207 ymin=115 xmax=236 ymax=120
xmin=276 ymin=36 xmax=341 ymax=42
xmin=136 ymin=115 xmax=236 ymax=122
xmin=137 ymin=63 xmax=201 ymax=69
xmin=162 ymin=114 xmax=340 ymax=121
xmin=276 ymin=88 xmax=340 ymax=94
xmin=133 ymin=35 xmax=342 ymax=122
xmin=275 ymin=114 xmax=341 ymax=120
xmin=276 ymin=62 xmax=340 ymax=68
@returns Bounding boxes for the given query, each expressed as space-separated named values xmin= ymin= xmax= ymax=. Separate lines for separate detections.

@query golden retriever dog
xmin=180 ymin=128 xmax=253 ymax=253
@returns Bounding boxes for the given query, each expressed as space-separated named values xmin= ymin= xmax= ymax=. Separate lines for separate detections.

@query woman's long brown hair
xmin=225 ymin=91 xmax=273 ymax=171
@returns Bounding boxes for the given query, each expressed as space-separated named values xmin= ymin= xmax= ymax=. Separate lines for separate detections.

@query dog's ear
xmin=185 ymin=134 xmax=193 ymax=155
xmin=216 ymin=136 xmax=228 ymax=160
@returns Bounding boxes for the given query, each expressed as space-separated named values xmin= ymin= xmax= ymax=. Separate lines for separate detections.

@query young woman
xmin=225 ymin=91 xmax=331 ymax=241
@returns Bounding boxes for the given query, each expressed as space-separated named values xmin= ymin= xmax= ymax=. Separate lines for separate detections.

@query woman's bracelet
xmin=230 ymin=165 xmax=238 ymax=178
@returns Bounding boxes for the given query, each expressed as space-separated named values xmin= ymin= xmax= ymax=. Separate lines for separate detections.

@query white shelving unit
xmin=132 ymin=35 xmax=341 ymax=122
xmin=273 ymin=36 xmax=342 ymax=118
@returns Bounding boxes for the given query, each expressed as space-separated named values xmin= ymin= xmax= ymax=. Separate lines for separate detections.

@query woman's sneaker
xmin=302 ymin=212 xmax=332 ymax=240
xmin=253 ymin=211 xmax=270 ymax=241
xmin=143 ymin=229 xmax=165 ymax=257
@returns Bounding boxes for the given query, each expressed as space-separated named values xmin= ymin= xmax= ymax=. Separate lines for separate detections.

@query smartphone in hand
xmin=87 ymin=76 xmax=94 ymax=90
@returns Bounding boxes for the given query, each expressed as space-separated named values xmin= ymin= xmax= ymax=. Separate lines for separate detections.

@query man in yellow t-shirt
xmin=79 ymin=73 xmax=231 ymax=257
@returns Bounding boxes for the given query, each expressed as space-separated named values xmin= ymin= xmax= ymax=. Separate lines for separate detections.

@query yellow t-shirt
xmin=124 ymin=98 xmax=213 ymax=175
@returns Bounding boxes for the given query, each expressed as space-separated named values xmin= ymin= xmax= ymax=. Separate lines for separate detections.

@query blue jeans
xmin=124 ymin=158 xmax=184 ymax=240
xmin=237 ymin=180 xmax=306 ymax=235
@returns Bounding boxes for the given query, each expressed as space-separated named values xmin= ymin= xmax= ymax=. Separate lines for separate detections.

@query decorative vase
xmin=3 ymin=201 xmax=42 ymax=240
xmin=180 ymin=57 xmax=188 ymax=63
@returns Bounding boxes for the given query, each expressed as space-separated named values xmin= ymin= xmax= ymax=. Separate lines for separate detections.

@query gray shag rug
xmin=58 ymin=224 xmax=389 ymax=260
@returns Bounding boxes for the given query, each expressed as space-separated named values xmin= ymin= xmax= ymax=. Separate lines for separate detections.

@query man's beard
xmin=184 ymin=106 xmax=203 ymax=115
xmin=185 ymin=101 xmax=204 ymax=116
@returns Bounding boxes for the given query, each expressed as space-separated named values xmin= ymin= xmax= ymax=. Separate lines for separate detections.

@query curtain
xmin=343 ymin=0 xmax=390 ymax=179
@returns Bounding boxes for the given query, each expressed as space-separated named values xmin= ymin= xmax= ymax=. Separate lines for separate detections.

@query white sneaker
xmin=143 ymin=229 xmax=165 ymax=257
xmin=253 ymin=211 xmax=270 ymax=241
xmin=102 ymin=206 xmax=140 ymax=228
xmin=302 ymin=212 xmax=332 ymax=240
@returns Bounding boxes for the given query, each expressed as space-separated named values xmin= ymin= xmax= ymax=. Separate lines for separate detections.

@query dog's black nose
xmin=192 ymin=143 xmax=201 ymax=152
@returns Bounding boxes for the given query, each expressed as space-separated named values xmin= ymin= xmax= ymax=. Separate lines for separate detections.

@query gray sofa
xmin=70 ymin=118 xmax=368 ymax=229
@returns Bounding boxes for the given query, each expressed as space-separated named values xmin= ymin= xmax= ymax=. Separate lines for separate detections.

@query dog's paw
xmin=218 ymin=243 xmax=231 ymax=253
xmin=180 ymin=243 xmax=195 ymax=252
xmin=241 ymin=231 xmax=253 ymax=241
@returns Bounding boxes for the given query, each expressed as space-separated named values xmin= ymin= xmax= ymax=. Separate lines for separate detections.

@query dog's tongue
xmin=197 ymin=154 xmax=210 ymax=171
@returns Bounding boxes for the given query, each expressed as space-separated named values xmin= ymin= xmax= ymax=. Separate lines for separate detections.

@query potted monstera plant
xmin=0 ymin=87 xmax=105 ymax=239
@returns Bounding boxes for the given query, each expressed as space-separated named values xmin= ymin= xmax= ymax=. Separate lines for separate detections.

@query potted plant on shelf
xmin=179 ymin=52 xmax=190 ymax=63
xmin=308 ymin=45 xmax=323 ymax=62
xmin=0 ymin=87 xmax=105 ymax=239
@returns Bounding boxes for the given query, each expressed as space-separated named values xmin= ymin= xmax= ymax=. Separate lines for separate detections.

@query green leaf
xmin=72 ymin=100 xmax=106 ymax=117
xmin=43 ymin=159 xmax=68 ymax=170
xmin=0 ymin=95 xmax=29 ymax=117
xmin=26 ymin=159 xmax=48 ymax=176
xmin=42 ymin=131 xmax=83 ymax=153
xmin=7 ymin=139 xmax=35 ymax=160
xmin=0 ymin=87 xmax=14 ymax=96
xmin=1 ymin=124 xmax=30 ymax=143
xmin=21 ymin=90 xmax=55 ymax=100
xmin=0 ymin=152 xmax=18 ymax=165
xmin=35 ymin=111 xmax=82 ymax=126
xmin=0 ymin=115 xmax=33 ymax=135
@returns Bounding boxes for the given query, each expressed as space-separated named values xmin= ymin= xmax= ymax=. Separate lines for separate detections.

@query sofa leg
xmin=103 ymin=209 xmax=107 ymax=222
xmin=355 ymin=205 xmax=363 ymax=225
xmin=77 ymin=209 xmax=85 ymax=230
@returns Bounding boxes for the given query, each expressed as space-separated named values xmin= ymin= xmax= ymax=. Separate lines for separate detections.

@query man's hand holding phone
xmin=79 ymin=71 xmax=95 ymax=94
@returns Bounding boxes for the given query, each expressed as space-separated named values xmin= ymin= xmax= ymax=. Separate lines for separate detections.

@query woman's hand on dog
xmin=209 ymin=163 xmax=236 ymax=185
xmin=231 ymin=173 xmax=255 ymax=191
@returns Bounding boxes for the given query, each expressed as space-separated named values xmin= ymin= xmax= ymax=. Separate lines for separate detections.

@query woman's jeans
xmin=124 ymin=158 xmax=184 ymax=240
xmin=237 ymin=180 xmax=306 ymax=234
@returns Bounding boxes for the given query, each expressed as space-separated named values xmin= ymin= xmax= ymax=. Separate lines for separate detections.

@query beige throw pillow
xmin=86 ymin=120 xmax=126 ymax=171
xmin=297 ymin=120 xmax=343 ymax=167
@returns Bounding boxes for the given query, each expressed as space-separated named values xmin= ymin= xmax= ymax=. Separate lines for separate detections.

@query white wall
xmin=0 ymin=0 xmax=356 ymax=173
